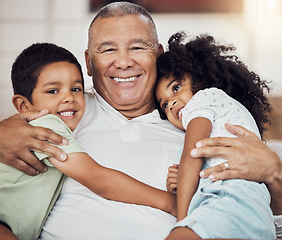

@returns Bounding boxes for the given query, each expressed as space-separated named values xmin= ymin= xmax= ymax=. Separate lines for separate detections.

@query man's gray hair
xmin=87 ymin=1 xmax=158 ymax=48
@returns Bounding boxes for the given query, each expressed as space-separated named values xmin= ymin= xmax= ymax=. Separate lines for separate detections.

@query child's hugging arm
xmin=48 ymin=154 xmax=176 ymax=216
xmin=33 ymin=115 xmax=176 ymax=215
xmin=0 ymin=223 xmax=19 ymax=240
xmin=177 ymin=117 xmax=212 ymax=221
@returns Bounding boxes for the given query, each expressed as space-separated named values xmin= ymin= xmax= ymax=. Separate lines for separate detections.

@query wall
xmin=1 ymin=0 xmax=281 ymax=138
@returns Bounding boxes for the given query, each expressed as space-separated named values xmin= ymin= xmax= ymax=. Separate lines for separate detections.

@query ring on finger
xmin=224 ymin=162 xmax=230 ymax=170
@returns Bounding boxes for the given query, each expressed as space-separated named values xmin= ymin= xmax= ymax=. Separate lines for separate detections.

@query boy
xmin=0 ymin=43 xmax=176 ymax=240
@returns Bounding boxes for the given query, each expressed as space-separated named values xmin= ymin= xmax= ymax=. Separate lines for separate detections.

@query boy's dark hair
xmin=156 ymin=32 xmax=272 ymax=137
xmin=11 ymin=43 xmax=84 ymax=103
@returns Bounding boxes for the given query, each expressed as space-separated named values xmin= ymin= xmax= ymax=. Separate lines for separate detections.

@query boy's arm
xmin=177 ymin=117 xmax=212 ymax=221
xmin=48 ymin=153 xmax=176 ymax=216
xmin=0 ymin=224 xmax=18 ymax=240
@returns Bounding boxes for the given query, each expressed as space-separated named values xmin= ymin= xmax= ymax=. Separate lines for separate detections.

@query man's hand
xmin=192 ymin=123 xmax=282 ymax=214
xmin=193 ymin=123 xmax=281 ymax=183
xmin=0 ymin=111 xmax=68 ymax=175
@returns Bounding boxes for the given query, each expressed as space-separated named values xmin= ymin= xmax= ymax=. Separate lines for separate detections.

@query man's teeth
xmin=113 ymin=77 xmax=136 ymax=83
xmin=59 ymin=111 xmax=75 ymax=117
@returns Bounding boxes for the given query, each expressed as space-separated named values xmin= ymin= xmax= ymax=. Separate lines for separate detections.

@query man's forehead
xmin=90 ymin=15 xmax=153 ymax=36
xmin=90 ymin=15 xmax=155 ymax=47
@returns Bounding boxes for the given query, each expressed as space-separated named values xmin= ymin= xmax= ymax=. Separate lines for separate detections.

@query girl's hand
xmin=166 ymin=164 xmax=179 ymax=194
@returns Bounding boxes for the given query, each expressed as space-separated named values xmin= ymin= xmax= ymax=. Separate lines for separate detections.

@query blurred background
xmin=0 ymin=0 xmax=281 ymax=140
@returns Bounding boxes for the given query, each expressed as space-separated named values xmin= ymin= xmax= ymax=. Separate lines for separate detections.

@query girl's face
xmin=155 ymin=74 xmax=193 ymax=130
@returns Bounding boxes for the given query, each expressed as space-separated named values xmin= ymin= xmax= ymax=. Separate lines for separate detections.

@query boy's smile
xmin=30 ymin=61 xmax=85 ymax=131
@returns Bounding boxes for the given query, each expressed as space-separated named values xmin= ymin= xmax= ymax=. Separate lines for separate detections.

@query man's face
xmin=85 ymin=14 xmax=162 ymax=118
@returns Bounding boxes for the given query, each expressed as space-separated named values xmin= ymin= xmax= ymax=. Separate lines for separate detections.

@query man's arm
xmin=0 ymin=111 xmax=67 ymax=175
xmin=193 ymin=123 xmax=282 ymax=215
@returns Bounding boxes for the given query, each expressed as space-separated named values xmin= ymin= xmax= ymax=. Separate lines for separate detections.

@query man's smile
xmin=112 ymin=76 xmax=138 ymax=83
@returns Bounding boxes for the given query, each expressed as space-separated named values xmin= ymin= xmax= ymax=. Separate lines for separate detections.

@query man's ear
xmin=85 ymin=49 xmax=93 ymax=77
xmin=157 ymin=43 xmax=164 ymax=56
xmin=12 ymin=95 xmax=32 ymax=112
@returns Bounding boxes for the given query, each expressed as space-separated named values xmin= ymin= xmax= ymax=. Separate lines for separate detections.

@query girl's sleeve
xmin=181 ymin=88 xmax=228 ymax=130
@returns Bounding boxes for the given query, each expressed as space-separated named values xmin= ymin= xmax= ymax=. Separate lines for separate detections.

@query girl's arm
xmin=177 ymin=117 xmax=212 ymax=221
xmin=48 ymin=154 xmax=176 ymax=216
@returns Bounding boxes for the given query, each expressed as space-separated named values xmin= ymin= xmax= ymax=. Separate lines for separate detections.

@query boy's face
xmin=31 ymin=61 xmax=85 ymax=131
xmin=155 ymin=74 xmax=193 ymax=130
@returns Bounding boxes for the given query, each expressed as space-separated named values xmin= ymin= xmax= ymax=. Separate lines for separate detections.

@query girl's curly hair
xmin=156 ymin=32 xmax=272 ymax=137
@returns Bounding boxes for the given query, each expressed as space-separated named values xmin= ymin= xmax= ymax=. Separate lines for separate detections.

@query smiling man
xmin=85 ymin=12 xmax=163 ymax=119
xmin=0 ymin=2 xmax=281 ymax=240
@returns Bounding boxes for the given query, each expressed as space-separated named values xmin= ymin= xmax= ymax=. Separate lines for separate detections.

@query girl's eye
xmin=47 ymin=89 xmax=58 ymax=94
xmin=72 ymin=87 xmax=82 ymax=92
xmin=162 ymin=102 xmax=168 ymax=111
xmin=173 ymin=84 xmax=181 ymax=92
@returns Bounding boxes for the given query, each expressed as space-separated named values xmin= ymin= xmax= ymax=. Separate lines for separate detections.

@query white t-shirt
xmin=39 ymin=89 xmax=184 ymax=240
xmin=181 ymin=87 xmax=260 ymax=168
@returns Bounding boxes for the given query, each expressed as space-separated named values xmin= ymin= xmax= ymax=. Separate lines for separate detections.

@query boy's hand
xmin=166 ymin=164 xmax=179 ymax=194
xmin=0 ymin=111 xmax=67 ymax=176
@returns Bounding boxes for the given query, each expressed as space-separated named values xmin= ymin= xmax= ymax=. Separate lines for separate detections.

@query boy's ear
xmin=12 ymin=95 xmax=32 ymax=112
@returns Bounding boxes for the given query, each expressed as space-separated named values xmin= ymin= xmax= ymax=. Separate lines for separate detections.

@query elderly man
xmin=0 ymin=2 xmax=281 ymax=239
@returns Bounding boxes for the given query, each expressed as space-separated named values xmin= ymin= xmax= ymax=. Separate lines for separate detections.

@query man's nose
xmin=113 ymin=49 xmax=134 ymax=69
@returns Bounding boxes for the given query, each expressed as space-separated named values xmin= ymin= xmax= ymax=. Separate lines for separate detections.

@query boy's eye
xmin=173 ymin=84 xmax=181 ymax=92
xmin=47 ymin=89 xmax=58 ymax=94
xmin=72 ymin=87 xmax=82 ymax=92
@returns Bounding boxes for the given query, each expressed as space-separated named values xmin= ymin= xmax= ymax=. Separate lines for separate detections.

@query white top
xmin=39 ymin=88 xmax=282 ymax=239
xmin=181 ymin=88 xmax=260 ymax=168
xmin=39 ymin=89 xmax=184 ymax=240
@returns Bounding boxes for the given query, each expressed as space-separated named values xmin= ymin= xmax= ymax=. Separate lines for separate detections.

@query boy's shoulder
xmin=30 ymin=114 xmax=71 ymax=134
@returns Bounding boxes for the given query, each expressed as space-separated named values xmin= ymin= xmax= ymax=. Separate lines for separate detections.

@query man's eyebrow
xmin=130 ymin=39 xmax=155 ymax=47
xmin=96 ymin=41 xmax=115 ymax=51
xmin=130 ymin=39 xmax=147 ymax=44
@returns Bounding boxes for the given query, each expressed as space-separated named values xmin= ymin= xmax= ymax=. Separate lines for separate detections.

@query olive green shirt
xmin=0 ymin=114 xmax=85 ymax=240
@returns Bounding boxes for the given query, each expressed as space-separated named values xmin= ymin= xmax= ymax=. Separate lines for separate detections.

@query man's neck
xmin=119 ymin=101 xmax=156 ymax=120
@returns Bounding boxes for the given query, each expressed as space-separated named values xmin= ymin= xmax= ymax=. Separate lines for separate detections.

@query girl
xmin=155 ymin=32 xmax=275 ymax=239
